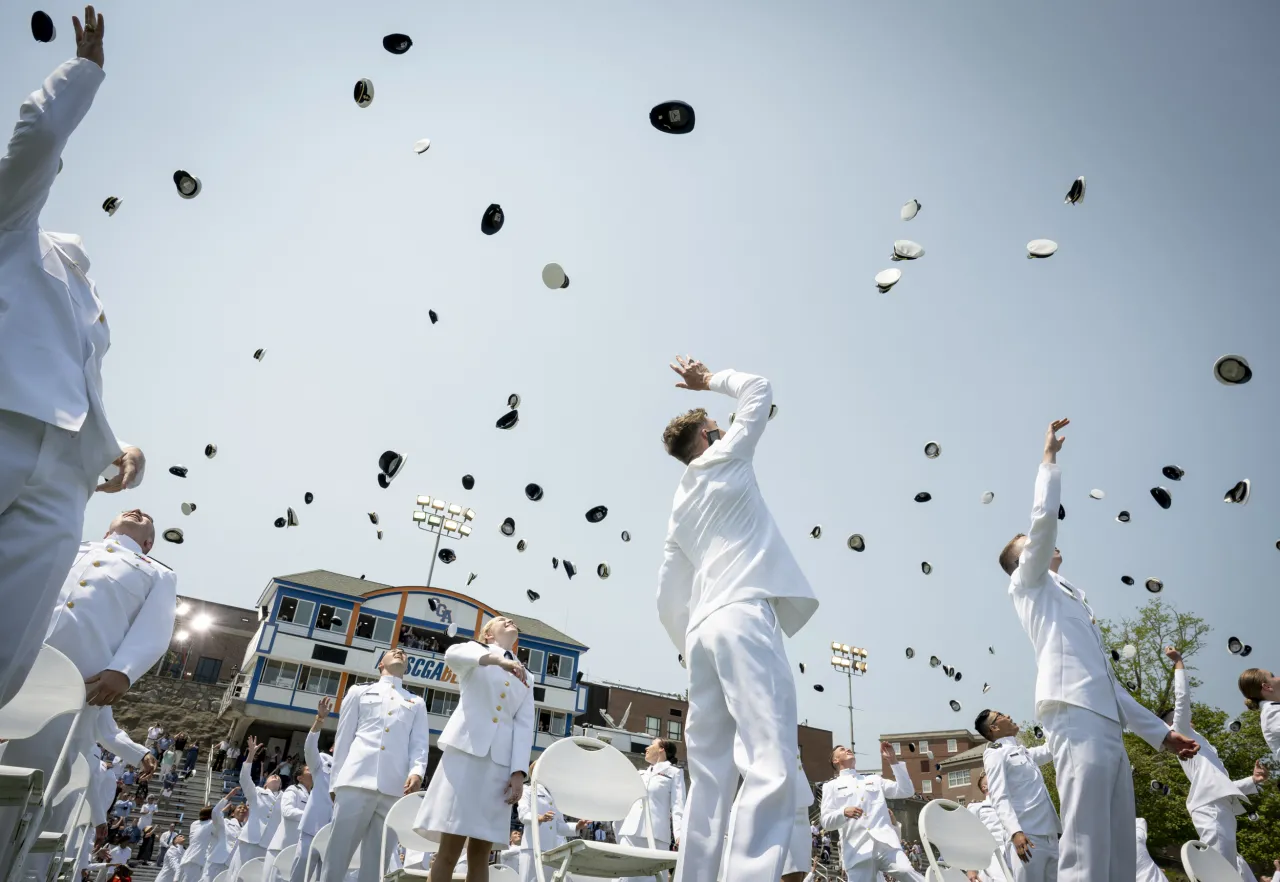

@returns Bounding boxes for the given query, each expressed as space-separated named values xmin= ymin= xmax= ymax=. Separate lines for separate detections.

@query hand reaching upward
xmin=72 ymin=6 xmax=105 ymax=69
xmin=670 ymin=355 xmax=713 ymax=391
xmin=1043 ymin=418 xmax=1069 ymax=464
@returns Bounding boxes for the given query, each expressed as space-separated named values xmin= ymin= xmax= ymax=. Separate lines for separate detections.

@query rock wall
xmin=111 ymin=674 xmax=237 ymax=746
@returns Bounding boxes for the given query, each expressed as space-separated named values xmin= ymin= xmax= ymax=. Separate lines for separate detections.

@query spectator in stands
xmin=121 ymin=766 xmax=136 ymax=788
xmin=137 ymin=826 xmax=157 ymax=864
xmin=157 ymin=733 xmax=174 ymax=756
xmin=110 ymin=796 xmax=134 ymax=821
xmin=277 ymin=755 xmax=292 ymax=787
xmin=137 ymin=796 xmax=157 ymax=831
xmin=156 ymin=823 xmax=176 ymax=866
xmin=226 ymin=741 xmax=242 ymax=772
xmin=160 ymin=745 xmax=176 ymax=780
xmin=173 ymin=732 xmax=188 ymax=754
xmin=122 ymin=819 xmax=141 ymax=847
xmin=160 ymin=770 xmax=178 ymax=803
xmin=213 ymin=739 xmax=228 ymax=772
xmin=181 ymin=740 xmax=199 ymax=777
xmin=145 ymin=725 xmax=164 ymax=753
xmin=107 ymin=839 xmax=131 ymax=866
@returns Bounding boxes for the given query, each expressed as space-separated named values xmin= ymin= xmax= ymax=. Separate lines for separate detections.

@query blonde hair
xmin=1239 ymin=668 xmax=1269 ymax=711
xmin=480 ymin=617 xmax=505 ymax=644
xmin=999 ymin=534 xmax=1027 ymax=576
xmin=663 ymin=408 xmax=709 ymax=465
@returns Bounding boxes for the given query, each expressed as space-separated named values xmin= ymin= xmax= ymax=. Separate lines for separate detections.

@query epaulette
xmin=139 ymin=554 xmax=173 ymax=572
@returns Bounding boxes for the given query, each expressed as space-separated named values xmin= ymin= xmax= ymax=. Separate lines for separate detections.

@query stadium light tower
xmin=412 ymin=495 xmax=476 ymax=589
xmin=830 ymin=641 xmax=869 ymax=748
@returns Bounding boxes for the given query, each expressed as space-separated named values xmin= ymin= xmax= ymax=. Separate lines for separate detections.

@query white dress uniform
xmin=966 ymin=799 xmax=1010 ymax=882
xmin=326 ymin=673 xmax=429 ymax=882
xmin=0 ymin=533 xmax=176 ymax=874
xmin=517 ymin=782 xmax=574 ymax=882
xmin=818 ymin=764 xmax=922 ymax=882
xmin=202 ymin=809 xmax=241 ymax=882
xmin=227 ymin=758 xmax=282 ymax=878
xmin=156 ymin=844 xmax=185 ymax=882
xmin=1133 ymin=820 xmax=1164 ymax=882
xmin=1008 ymin=463 xmax=1174 ymax=882
xmin=415 ymin=642 xmax=534 ymax=846
xmin=1169 ymin=669 xmax=1259 ymax=880
xmin=983 ymin=737 xmax=1060 ymax=882
xmin=263 ymin=783 xmax=308 ymax=882
xmin=1261 ymin=701 xmax=1280 ymax=765
xmin=0 ymin=57 xmax=146 ymax=709
xmin=655 ymin=370 xmax=819 ymax=882
xmin=781 ymin=755 xmax=815 ymax=876
xmin=179 ymin=797 xmax=230 ymax=882
xmin=614 ymin=759 xmax=685 ymax=879
xmin=289 ymin=730 xmax=334 ymax=882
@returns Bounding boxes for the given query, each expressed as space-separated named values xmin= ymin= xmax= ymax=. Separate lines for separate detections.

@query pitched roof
xmin=500 ymin=611 xmax=587 ymax=649
xmin=939 ymin=743 xmax=990 ymax=767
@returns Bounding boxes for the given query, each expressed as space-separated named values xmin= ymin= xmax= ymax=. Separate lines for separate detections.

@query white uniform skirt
xmin=781 ymin=809 xmax=811 ymax=875
xmin=414 ymin=745 xmax=512 ymax=845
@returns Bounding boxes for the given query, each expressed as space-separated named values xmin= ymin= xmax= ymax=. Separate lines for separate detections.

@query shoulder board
xmin=138 ymin=554 xmax=173 ymax=571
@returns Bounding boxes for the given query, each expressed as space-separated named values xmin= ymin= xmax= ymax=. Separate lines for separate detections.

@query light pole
xmin=830 ymin=642 xmax=869 ymax=749
xmin=412 ymin=495 xmax=476 ymax=590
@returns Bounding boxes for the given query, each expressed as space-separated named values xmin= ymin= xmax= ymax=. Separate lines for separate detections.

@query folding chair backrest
xmin=52 ymin=754 xmax=90 ymax=809
xmin=1181 ymin=840 xmax=1245 ymax=882
xmin=306 ymin=824 xmax=331 ymax=877
xmin=273 ymin=844 xmax=297 ymax=881
xmin=212 ymin=872 xmax=230 ymax=882
xmin=919 ymin=799 xmax=1004 ymax=871
xmin=488 ymin=866 xmax=519 ymax=881
xmin=530 ymin=737 xmax=646 ymax=822
xmin=0 ymin=646 xmax=85 ymax=739
xmin=236 ymin=856 xmax=266 ymax=882
xmin=383 ymin=792 xmax=437 ymax=854
xmin=926 ymin=867 xmax=972 ymax=882
xmin=0 ymin=766 xmax=43 ymax=805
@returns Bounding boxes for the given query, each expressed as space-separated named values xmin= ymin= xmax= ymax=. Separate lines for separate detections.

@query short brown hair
xmin=663 ymin=408 xmax=708 ymax=465
xmin=1239 ymin=668 xmax=1269 ymax=711
xmin=999 ymin=534 xmax=1027 ymax=576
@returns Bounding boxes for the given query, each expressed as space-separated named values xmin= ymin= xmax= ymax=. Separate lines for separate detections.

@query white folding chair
xmin=919 ymin=799 xmax=1014 ymax=882
xmin=307 ymin=822 xmax=361 ymax=880
xmin=213 ymin=873 xmax=231 ymax=882
xmin=530 ymin=736 xmax=678 ymax=882
xmin=925 ymin=867 xmax=973 ymax=882
xmin=0 ymin=646 xmax=86 ymax=882
xmin=237 ymin=856 xmax=268 ymax=882
xmin=26 ymin=753 xmax=90 ymax=882
xmin=273 ymin=844 xmax=298 ymax=882
xmin=487 ymin=868 xmax=518 ymax=881
xmin=1180 ymin=840 xmax=1246 ymax=882
xmin=378 ymin=791 xmax=436 ymax=879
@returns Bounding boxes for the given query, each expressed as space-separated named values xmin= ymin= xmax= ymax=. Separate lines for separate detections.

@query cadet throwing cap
xmin=901 ymin=199 xmax=921 ymax=221
xmin=563 ymin=560 xmax=577 ymax=579
xmin=891 ymin=240 xmax=925 ymax=261
xmin=1121 ymin=575 xmax=1135 ymax=585
xmin=382 ymin=33 xmax=412 ymax=54
xmin=874 ymin=269 xmax=902 ymax=293
xmin=1064 ymin=176 xmax=1086 ymax=205
xmin=1117 ymin=511 xmax=1131 ymax=523
xmin=462 ymin=474 xmax=475 ymax=490
xmin=1122 ymin=644 xmax=1137 ymax=659
xmin=508 ymin=394 xmax=521 ymax=409
xmin=1089 ymin=489 xmax=1105 ymax=500
xmin=1229 ymin=720 xmax=1242 ymax=732
xmin=516 ymin=539 xmax=526 ymax=552
xmin=102 ymin=197 xmax=122 ymax=217
xmin=924 ymin=442 xmax=941 ymax=459
xmin=542 ymin=264 xmax=570 ymax=289
xmin=585 ymin=505 xmax=608 ymax=523
xmin=810 ymin=525 xmax=822 ymax=539
xmin=428 ymin=310 xmax=438 ymax=325
xmin=1150 ymin=487 xmax=1172 ymax=509
xmin=413 ymin=139 xmax=431 ymax=154
xmin=500 ymin=517 xmax=515 ymax=536
xmin=551 ymin=557 xmax=559 ymax=569
xmin=983 ymin=683 xmax=992 ymax=693
xmin=205 ymin=444 xmax=217 ymax=459
xmin=1223 ymin=479 xmax=1251 ymax=505
xmin=447 ymin=622 xmax=459 ymax=637
xmin=31 ymin=11 xmax=55 ymax=42
xmin=168 ymin=466 xmax=188 ymax=478
xmin=1228 ymin=637 xmax=1243 ymax=654
xmin=526 ymin=589 xmax=540 ymax=602
xmin=253 ymin=349 xmax=266 ymax=361
xmin=1033 ymin=726 xmax=1044 ymax=739
xmin=621 ymin=531 xmax=631 ymax=542
xmin=525 ymin=483 xmax=544 ymax=502
xmin=847 ymin=534 xmax=865 ymax=551
xmin=368 ymin=512 xmax=379 ymax=525
xmin=905 ymin=647 xmax=915 ymax=659
xmin=437 ymin=548 xmax=456 ymax=564
xmin=949 ymin=700 xmax=962 ymax=712
xmin=982 ymin=491 xmax=995 ymax=504
xmin=921 ymin=561 xmax=932 ymax=575
xmin=597 ymin=562 xmax=610 ymax=579
xmin=649 ymin=101 xmax=695 ymax=134
xmin=274 ymin=517 xmax=285 ymax=528
xmin=481 ymin=204 xmax=504 ymax=235
xmin=181 ymin=502 xmax=196 ymax=516
xmin=173 ymin=171 xmax=201 ymax=199
xmin=467 ymin=572 xmax=477 ymax=586
xmin=1145 ymin=577 xmax=1164 ymax=593
xmin=304 ymin=492 xmax=314 ymax=505
xmin=496 ymin=410 xmax=519 ymax=430
xmin=1213 ymin=354 xmax=1252 ymax=386
xmin=377 ymin=530 xmax=383 ymax=540
xmin=354 ymin=78 xmax=374 ymax=108
xmin=929 ymin=655 xmax=941 ymax=668
xmin=813 ymin=684 xmax=824 ymax=693
xmin=163 ymin=528 xmax=184 ymax=544
xmin=1162 ymin=465 xmax=1185 ymax=481
xmin=1242 ymin=645 xmax=1253 ymax=657
xmin=1027 ymin=239 xmax=1058 ymax=259
xmin=1058 ymin=504 xmax=1066 ymax=520
xmin=915 ymin=491 xmax=932 ymax=503
xmin=287 ymin=507 xmax=298 ymax=527
xmin=379 ymin=451 xmax=407 ymax=483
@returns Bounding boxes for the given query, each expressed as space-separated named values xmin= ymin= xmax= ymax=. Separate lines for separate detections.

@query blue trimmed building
xmin=218 ymin=569 xmax=588 ymax=774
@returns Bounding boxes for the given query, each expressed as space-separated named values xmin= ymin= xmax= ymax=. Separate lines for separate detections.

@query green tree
xmin=1098 ymin=598 xmax=1211 ymax=715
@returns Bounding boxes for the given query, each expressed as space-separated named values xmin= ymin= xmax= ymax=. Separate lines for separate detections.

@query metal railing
xmin=218 ymin=671 xmax=251 ymax=715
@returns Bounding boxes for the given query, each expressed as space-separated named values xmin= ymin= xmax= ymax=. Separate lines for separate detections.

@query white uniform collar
xmin=106 ymin=533 xmax=144 ymax=554
xmin=378 ymin=674 xmax=404 ymax=688
xmin=650 ymin=760 xmax=671 ymax=774
xmin=996 ymin=736 xmax=1019 ymax=749
xmin=838 ymin=767 xmax=860 ymax=779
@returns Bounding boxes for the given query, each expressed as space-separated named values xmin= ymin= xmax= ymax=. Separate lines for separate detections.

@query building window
xmin=355 ymin=613 xmax=395 ymax=643
xmin=297 ymin=666 xmax=342 ymax=697
xmin=315 ymin=605 xmax=346 ymax=633
xmin=192 ymin=657 xmax=222 ymax=684
xmin=946 ymin=739 xmax=958 ymax=754
xmin=892 ymin=743 xmax=901 ymax=756
xmin=538 ymin=710 xmax=568 ymax=735
xmin=261 ymin=660 xmax=299 ymax=689
xmin=918 ymin=740 xmax=929 ymax=755
xmin=920 ymin=760 xmax=929 ymax=773
xmin=921 ymin=779 xmax=932 ymax=794
xmin=645 ymin=716 xmax=660 ymax=737
xmin=427 ymin=688 xmax=460 ymax=717
xmin=517 ymin=646 xmax=545 ymax=675
xmin=546 ymin=653 xmax=570 ymax=678
xmin=348 ymin=674 xmax=376 ymax=689
xmin=947 ymin=769 xmax=971 ymax=789
xmin=666 ymin=721 xmax=682 ymax=742
xmin=278 ymin=597 xmax=315 ymax=626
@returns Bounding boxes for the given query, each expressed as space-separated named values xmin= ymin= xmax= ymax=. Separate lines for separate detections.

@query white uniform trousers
xmin=1040 ymin=702 xmax=1135 ymax=882
xmin=289 ymin=831 xmax=316 ymax=882
xmin=1190 ymin=801 xmax=1256 ymax=882
xmin=615 ymin=835 xmax=669 ymax=882
xmin=844 ymin=842 xmax=923 ymax=882
xmin=321 ymin=788 xmax=398 ymax=882
xmin=1008 ymin=832 xmax=1058 ymax=882
xmin=178 ymin=865 xmax=206 ymax=882
xmin=228 ymin=841 xmax=268 ymax=879
xmin=202 ymin=858 xmax=231 ymax=882
xmin=675 ymin=600 xmax=798 ymax=882
xmin=0 ymin=410 xmax=96 ymax=707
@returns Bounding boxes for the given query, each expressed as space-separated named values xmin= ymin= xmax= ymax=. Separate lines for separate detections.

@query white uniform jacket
xmin=87 ymin=749 xmax=118 ymax=825
xmin=155 ymin=844 xmax=184 ymax=882
xmin=237 ymin=759 xmax=281 ymax=846
xmin=1170 ymin=670 xmax=1257 ymax=813
xmin=331 ymin=674 xmax=430 ymax=795
xmin=180 ymin=797 xmax=228 ymax=866
xmin=268 ymin=783 xmax=308 ymax=850
xmin=615 ymin=761 xmax=686 ymax=844
xmin=45 ymin=535 xmax=176 ymax=684
xmin=982 ymin=737 xmax=1061 ymax=838
xmin=206 ymin=813 xmax=240 ymax=865
xmin=0 ymin=58 xmax=136 ymax=478
xmin=819 ymin=764 xmax=914 ymax=865
xmin=437 ymin=643 xmax=534 ymax=779
xmin=966 ymin=799 xmax=1006 ymax=844
xmin=95 ymin=706 xmax=149 ymax=765
xmin=1009 ymin=464 xmax=1170 ymax=749
xmin=1260 ymin=701 xmax=1280 ymax=766
xmin=518 ymin=782 xmax=574 ymax=850
xmin=656 ymin=370 xmax=818 ymax=654
xmin=300 ymin=730 xmax=334 ymax=835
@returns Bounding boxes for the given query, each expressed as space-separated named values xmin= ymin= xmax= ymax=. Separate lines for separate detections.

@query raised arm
xmin=304 ymin=698 xmax=329 ymax=773
xmin=240 ymin=738 xmax=262 ymax=805
xmin=1116 ymin=685 xmax=1197 ymax=755
xmin=709 ymin=370 xmax=773 ymax=460
xmin=94 ymin=707 xmax=148 ymax=765
xmin=1014 ymin=419 xmax=1068 ymax=588
xmin=1026 ymin=743 xmax=1053 ymax=767
xmin=881 ymin=763 xmax=916 ymax=800
xmin=1166 ymin=649 xmax=1192 ymax=737
xmin=656 ymin=532 xmax=694 ymax=654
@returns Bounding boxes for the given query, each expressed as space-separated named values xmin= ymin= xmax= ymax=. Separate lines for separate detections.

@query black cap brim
xmin=481 ymin=204 xmax=504 ymax=235
xmin=649 ymin=101 xmax=696 ymax=135
xmin=496 ymin=410 xmax=519 ymax=430
xmin=31 ymin=11 xmax=56 ymax=42
xmin=382 ymin=34 xmax=413 ymax=54
xmin=585 ymin=505 xmax=608 ymax=523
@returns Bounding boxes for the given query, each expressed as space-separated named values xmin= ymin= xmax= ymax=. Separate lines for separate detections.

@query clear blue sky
xmin=5 ymin=0 xmax=1278 ymax=764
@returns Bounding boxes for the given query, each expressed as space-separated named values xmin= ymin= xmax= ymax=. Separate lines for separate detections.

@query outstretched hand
xmin=670 ymin=355 xmax=713 ymax=391
xmin=72 ymin=5 xmax=105 ymax=69
xmin=1043 ymin=418 xmax=1069 ymax=463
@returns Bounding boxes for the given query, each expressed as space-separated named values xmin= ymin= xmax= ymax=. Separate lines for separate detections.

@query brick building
xmin=152 ymin=596 xmax=258 ymax=685
xmin=878 ymin=728 xmax=985 ymax=803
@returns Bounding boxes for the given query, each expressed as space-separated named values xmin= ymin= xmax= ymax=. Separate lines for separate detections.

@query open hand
xmin=670 ymin=355 xmax=713 ymax=391
xmin=403 ymin=774 xmax=422 ymax=794
xmin=315 ymin=696 xmax=333 ymax=720
xmin=1012 ymin=831 xmax=1034 ymax=862
xmin=1254 ymin=760 xmax=1269 ymax=784
xmin=73 ymin=5 xmax=105 ymax=69
xmin=1043 ymin=418 xmax=1069 ymax=462
xmin=97 ymin=447 xmax=144 ymax=493
xmin=85 ymin=669 xmax=129 ymax=705
xmin=504 ymin=773 xmax=524 ymax=805
xmin=880 ymin=741 xmax=896 ymax=764
xmin=246 ymin=736 xmax=262 ymax=760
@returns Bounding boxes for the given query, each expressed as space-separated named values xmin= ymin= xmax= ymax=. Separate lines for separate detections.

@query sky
xmin=5 ymin=0 xmax=1279 ymax=766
